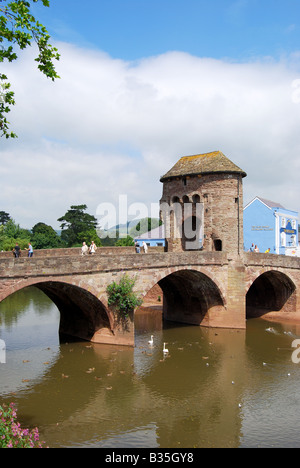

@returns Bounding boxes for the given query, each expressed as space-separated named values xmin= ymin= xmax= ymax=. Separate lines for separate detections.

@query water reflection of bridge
xmin=5 ymin=320 xmax=299 ymax=448
xmin=0 ymin=249 xmax=299 ymax=346
xmin=4 ymin=327 xmax=247 ymax=448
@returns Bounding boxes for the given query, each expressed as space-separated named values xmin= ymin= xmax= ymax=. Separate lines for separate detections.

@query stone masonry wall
xmin=160 ymin=173 xmax=244 ymax=255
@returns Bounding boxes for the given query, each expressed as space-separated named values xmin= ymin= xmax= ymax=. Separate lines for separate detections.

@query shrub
xmin=106 ymin=274 xmax=143 ymax=319
xmin=0 ymin=403 xmax=46 ymax=448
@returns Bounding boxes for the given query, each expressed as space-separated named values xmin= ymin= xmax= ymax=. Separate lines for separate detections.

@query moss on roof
xmin=160 ymin=151 xmax=247 ymax=182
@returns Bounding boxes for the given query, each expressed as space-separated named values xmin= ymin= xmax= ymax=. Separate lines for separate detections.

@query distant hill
xmin=99 ymin=218 xmax=161 ymax=239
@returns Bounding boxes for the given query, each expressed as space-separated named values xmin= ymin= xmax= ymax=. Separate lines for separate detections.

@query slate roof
xmin=160 ymin=151 xmax=247 ymax=182
xmin=257 ymin=197 xmax=286 ymax=210
xmin=244 ymin=196 xmax=286 ymax=210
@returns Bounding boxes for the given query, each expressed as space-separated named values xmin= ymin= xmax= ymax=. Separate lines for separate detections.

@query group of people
xmin=249 ymin=243 xmax=271 ymax=254
xmin=81 ymin=241 xmax=97 ymax=256
xmin=81 ymin=240 xmax=149 ymax=255
xmin=135 ymin=241 xmax=148 ymax=254
xmin=12 ymin=243 xmax=33 ymax=258
xmin=12 ymin=241 xmax=97 ymax=258
xmin=12 ymin=239 xmax=151 ymax=258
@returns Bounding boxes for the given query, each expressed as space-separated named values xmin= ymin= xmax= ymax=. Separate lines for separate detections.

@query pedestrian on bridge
xmin=13 ymin=243 xmax=21 ymax=258
xmin=27 ymin=243 xmax=33 ymax=257
xmin=81 ymin=242 xmax=88 ymax=256
xmin=89 ymin=241 xmax=97 ymax=255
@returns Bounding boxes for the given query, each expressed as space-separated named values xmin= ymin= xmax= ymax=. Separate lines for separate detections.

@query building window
xmin=281 ymin=217 xmax=286 ymax=228
xmin=281 ymin=231 xmax=286 ymax=247
xmin=292 ymin=219 xmax=297 ymax=230
xmin=291 ymin=235 xmax=297 ymax=247
xmin=214 ymin=239 xmax=222 ymax=251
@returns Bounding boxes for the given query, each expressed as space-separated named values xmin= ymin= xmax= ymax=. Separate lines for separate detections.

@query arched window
xmin=192 ymin=194 xmax=200 ymax=204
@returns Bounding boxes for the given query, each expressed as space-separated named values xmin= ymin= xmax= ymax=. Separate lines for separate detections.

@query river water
xmin=1 ymin=286 xmax=300 ymax=448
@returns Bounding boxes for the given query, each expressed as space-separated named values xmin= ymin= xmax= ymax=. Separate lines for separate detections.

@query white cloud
xmin=1 ymin=42 xmax=300 ymax=229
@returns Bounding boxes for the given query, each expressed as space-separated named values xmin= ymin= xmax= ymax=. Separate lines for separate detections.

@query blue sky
xmin=34 ymin=0 xmax=300 ymax=61
xmin=1 ymin=0 xmax=300 ymax=230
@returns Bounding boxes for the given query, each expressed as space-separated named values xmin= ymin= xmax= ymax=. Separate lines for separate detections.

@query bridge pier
xmin=223 ymin=259 xmax=246 ymax=329
xmin=91 ymin=314 xmax=135 ymax=347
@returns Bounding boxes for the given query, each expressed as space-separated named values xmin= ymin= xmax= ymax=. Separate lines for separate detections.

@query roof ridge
xmin=160 ymin=151 xmax=247 ymax=182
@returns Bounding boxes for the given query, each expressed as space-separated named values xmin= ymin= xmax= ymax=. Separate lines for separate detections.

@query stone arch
xmin=0 ymin=278 xmax=112 ymax=342
xmin=138 ymin=267 xmax=226 ymax=327
xmin=246 ymin=270 xmax=297 ymax=319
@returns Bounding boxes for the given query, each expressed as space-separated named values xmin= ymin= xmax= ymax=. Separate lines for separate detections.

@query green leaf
xmin=0 ymin=0 xmax=60 ymax=138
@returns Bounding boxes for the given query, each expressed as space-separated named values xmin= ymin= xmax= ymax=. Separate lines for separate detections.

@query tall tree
xmin=0 ymin=218 xmax=31 ymax=251
xmin=0 ymin=211 xmax=11 ymax=225
xmin=0 ymin=0 xmax=60 ymax=138
xmin=58 ymin=205 xmax=101 ymax=247
xmin=31 ymin=222 xmax=62 ymax=249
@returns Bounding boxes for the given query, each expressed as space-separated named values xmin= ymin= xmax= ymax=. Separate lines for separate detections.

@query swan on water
xmin=148 ymin=336 xmax=154 ymax=346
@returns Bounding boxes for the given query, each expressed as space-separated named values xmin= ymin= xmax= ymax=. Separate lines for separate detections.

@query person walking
xmin=13 ymin=243 xmax=21 ymax=258
xmin=89 ymin=241 xmax=97 ymax=255
xmin=27 ymin=243 xmax=33 ymax=257
xmin=81 ymin=242 xmax=88 ymax=256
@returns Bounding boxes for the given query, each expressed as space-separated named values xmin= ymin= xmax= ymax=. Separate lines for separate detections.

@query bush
xmin=106 ymin=274 xmax=143 ymax=319
xmin=0 ymin=403 xmax=46 ymax=448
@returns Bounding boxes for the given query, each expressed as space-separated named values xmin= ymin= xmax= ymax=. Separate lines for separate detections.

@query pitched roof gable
xmin=244 ymin=196 xmax=286 ymax=210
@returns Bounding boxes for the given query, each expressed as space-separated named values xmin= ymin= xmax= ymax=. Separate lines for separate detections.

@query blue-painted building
xmin=134 ymin=224 xmax=166 ymax=248
xmin=243 ymin=197 xmax=299 ymax=256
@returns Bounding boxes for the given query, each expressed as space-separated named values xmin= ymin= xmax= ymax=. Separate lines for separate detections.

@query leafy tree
xmin=115 ymin=235 xmax=134 ymax=247
xmin=0 ymin=218 xmax=31 ymax=251
xmin=58 ymin=205 xmax=101 ymax=247
xmin=0 ymin=211 xmax=11 ymax=225
xmin=4 ymin=218 xmax=31 ymax=239
xmin=0 ymin=0 xmax=60 ymax=138
xmin=31 ymin=222 xmax=62 ymax=249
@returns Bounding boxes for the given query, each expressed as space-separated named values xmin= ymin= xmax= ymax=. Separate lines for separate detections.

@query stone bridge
xmin=0 ymin=248 xmax=300 ymax=346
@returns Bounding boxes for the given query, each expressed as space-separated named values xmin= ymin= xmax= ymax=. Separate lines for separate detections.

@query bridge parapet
xmin=0 ymin=246 xmax=156 ymax=259
xmin=243 ymin=252 xmax=300 ymax=269
xmin=0 ymin=251 xmax=228 ymax=279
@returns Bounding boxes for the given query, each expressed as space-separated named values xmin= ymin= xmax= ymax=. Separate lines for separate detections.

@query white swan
xmin=163 ymin=343 xmax=169 ymax=354
xmin=148 ymin=335 xmax=154 ymax=346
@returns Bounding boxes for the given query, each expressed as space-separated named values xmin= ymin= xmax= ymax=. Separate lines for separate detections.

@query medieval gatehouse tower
xmin=160 ymin=151 xmax=247 ymax=255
